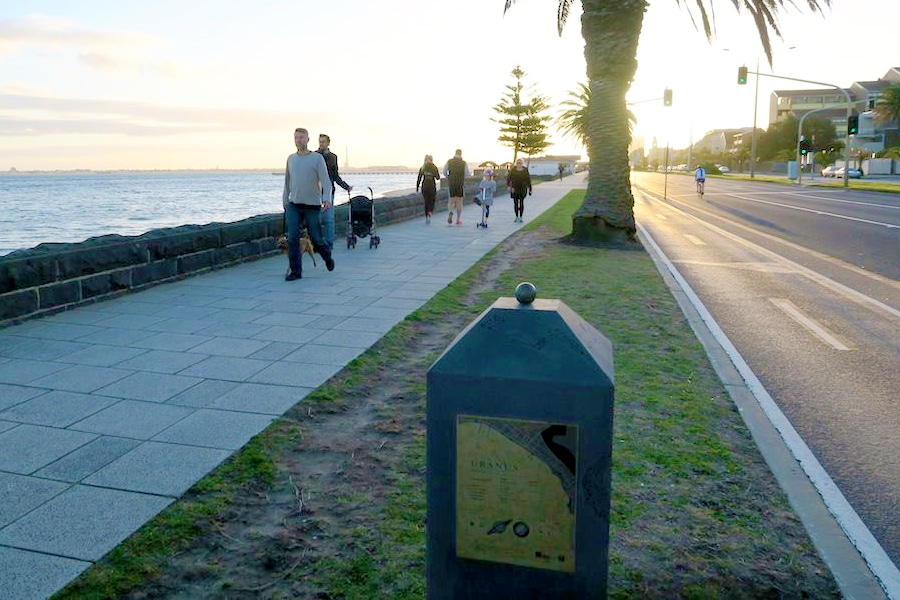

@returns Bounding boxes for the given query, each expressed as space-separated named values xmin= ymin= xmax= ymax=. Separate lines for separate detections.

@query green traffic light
xmin=737 ymin=66 xmax=748 ymax=85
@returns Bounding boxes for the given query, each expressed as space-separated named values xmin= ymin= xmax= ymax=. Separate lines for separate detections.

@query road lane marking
xmin=725 ymin=194 xmax=898 ymax=228
xmin=683 ymin=234 xmax=705 ymax=245
xmin=753 ymin=190 xmax=900 ymax=211
xmin=677 ymin=260 xmax=793 ymax=273
xmin=770 ymin=298 xmax=851 ymax=350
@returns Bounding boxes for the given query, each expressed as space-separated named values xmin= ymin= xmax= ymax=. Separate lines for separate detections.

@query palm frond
xmin=675 ymin=0 xmax=830 ymax=65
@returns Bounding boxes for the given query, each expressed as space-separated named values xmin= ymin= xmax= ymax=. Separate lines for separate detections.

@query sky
xmin=1 ymin=0 xmax=898 ymax=171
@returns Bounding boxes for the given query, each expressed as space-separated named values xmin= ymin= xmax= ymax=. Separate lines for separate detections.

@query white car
xmin=718 ymin=166 xmax=730 ymax=173
xmin=821 ymin=165 xmax=839 ymax=177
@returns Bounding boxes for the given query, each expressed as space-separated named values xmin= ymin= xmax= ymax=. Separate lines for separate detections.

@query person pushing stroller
xmin=475 ymin=168 xmax=497 ymax=228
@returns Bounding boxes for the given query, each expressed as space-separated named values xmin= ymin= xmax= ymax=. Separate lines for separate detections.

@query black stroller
xmin=346 ymin=186 xmax=380 ymax=249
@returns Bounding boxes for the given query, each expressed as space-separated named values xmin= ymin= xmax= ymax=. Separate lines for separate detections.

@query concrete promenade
xmin=0 ymin=174 xmax=582 ymax=599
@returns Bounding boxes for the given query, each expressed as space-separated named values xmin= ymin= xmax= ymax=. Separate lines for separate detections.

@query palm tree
xmin=872 ymin=83 xmax=900 ymax=127
xmin=556 ymin=81 xmax=635 ymax=149
xmin=504 ymin=0 xmax=831 ymax=243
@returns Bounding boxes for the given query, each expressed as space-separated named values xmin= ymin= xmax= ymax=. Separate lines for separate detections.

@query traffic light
xmin=663 ymin=88 xmax=672 ymax=106
xmin=799 ymin=139 xmax=811 ymax=155
xmin=737 ymin=66 xmax=748 ymax=85
xmin=847 ymin=114 xmax=859 ymax=135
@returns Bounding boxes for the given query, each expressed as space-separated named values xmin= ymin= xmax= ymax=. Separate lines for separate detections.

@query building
xmin=769 ymin=67 xmax=900 ymax=154
xmin=523 ymin=155 xmax=581 ymax=177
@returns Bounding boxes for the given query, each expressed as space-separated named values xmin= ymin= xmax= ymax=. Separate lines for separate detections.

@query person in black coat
xmin=506 ymin=158 xmax=532 ymax=223
xmin=416 ymin=154 xmax=440 ymax=225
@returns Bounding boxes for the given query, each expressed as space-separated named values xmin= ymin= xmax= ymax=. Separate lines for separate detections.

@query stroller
xmin=346 ymin=186 xmax=380 ymax=249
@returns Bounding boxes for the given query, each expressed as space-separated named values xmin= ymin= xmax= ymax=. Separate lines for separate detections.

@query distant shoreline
xmin=2 ymin=167 xmax=418 ymax=175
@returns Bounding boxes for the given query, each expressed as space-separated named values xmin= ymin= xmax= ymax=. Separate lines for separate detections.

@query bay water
xmin=0 ymin=170 xmax=419 ymax=256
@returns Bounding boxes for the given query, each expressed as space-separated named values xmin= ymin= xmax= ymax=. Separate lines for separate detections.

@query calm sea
xmin=0 ymin=170 xmax=418 ymax=256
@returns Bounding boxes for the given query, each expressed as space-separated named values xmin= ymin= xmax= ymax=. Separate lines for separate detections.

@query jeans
xmin=285 ymin=203 xmax=332 ymax=275
xmin=320 ymin=204 xmax=335 ymax=250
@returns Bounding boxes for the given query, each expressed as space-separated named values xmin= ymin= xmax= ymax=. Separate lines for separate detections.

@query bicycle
xmin=696 ymin=179 xmax=705 ymax=197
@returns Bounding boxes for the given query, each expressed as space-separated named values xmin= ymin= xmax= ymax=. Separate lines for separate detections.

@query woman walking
xmin=506 ymin=158 xmax=532 ymax=223
xmin=416 ymin=154 xmax=441 ymax=225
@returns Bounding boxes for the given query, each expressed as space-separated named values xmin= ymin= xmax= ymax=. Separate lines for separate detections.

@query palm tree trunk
xmin=574 ymin=0 xmax=647 ymax=243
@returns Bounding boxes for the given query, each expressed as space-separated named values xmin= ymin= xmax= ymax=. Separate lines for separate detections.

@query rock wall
xmin=0 ymin=184 xmax=482 ymax=325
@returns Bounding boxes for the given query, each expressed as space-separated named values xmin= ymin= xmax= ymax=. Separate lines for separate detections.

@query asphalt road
xmin=632 ymin=172 xmax=900 ymax=570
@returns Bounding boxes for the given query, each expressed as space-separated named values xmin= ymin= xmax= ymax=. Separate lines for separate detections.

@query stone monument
xmin=426 ymin=283 xmax=615 ymax=599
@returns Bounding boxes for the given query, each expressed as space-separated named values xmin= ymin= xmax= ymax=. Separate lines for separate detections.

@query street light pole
xmin=750 ymin=57 xmax=759 ymax=178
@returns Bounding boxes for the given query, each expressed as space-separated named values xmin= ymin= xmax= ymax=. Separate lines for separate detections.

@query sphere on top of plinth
xmin=515 ymin=281 xmax=537 ymax=304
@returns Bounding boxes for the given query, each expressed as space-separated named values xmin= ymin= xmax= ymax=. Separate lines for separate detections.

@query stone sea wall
xmin=1 ymin=184 xmax=482 ymax=326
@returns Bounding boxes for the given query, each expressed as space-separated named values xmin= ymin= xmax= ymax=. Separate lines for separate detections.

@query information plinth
xmin=426 ymin=293 xmax=614 ymax=599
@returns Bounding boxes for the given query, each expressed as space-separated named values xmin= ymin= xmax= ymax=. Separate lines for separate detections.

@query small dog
xmin=277 ymin=231 xmax=317 ymax=267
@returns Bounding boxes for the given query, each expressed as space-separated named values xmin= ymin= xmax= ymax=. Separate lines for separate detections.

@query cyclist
xmin=694 ymin=165 xmax=706 ymax=195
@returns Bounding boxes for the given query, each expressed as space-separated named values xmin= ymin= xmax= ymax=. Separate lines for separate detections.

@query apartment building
xmin=768 ymin=67 xmax=900 ymax=153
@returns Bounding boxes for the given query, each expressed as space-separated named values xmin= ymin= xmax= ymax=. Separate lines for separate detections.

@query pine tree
xmin=492 ymin=66 xmax=552 ymax=162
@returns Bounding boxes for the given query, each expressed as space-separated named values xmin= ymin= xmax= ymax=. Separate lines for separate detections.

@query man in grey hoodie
xmin=283 ymin=127 xmax=335 ymax=281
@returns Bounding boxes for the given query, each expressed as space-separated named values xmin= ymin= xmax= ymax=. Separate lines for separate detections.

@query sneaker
xmin=325 ymin=256 xmax=335 ymax=272
xmin=426 ymin=214 xmax=431 ymax=224
xmin=456 ymin=220 xmax=462 ymax=226
xmin=447 ymin=213 xmax=453 ymax=225
xmin=285 ymin=271 xmax=302 ymax=281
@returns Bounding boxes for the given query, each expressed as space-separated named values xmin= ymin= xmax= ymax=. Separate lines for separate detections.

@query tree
xmin=873 ymin=83 xmax=900 ymax=127
xmin=757 ymin=114 xmax=837 ymax=161
xmin=504 ymin=0 xmax=831 ymax=243
xmin=556 ymin=81 xmax=635 ymax=150
xmin=493 ymin=66 xmax=553 ymax=162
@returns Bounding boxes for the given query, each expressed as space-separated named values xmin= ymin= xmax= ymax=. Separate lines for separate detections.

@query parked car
xmin=821 ymin=165 xmax=839 ymax=177
xmin=718 ymin=165 xmax=730 ymax=173
xmin=836 ymin=167 xmax=863 ymax=179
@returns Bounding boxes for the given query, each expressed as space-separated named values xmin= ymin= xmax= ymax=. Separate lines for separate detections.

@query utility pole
xmin=750 ymin=57 xmax=759 ymax=178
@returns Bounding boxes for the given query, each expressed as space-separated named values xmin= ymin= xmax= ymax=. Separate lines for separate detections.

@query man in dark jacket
xmin=317 ymin=134 xmax=353 ymax=250
xmin=443 ymin=149 xmax=470 ymax=226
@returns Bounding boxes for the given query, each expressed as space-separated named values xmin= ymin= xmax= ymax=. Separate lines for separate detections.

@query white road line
xmin=752 ymin=190 xmax=900 ymax=211
xmin=638 ymin=222 xmax=900 ymax=599
xmin=725 ymin=193 xmax=898 ymax=228
xmin=770 ymin=298 xmax=851 ymax=351
xmin=655 ymin=213 xmax=668 ymax=220
xmin=683 ymin=234 xmax=705 ymax=245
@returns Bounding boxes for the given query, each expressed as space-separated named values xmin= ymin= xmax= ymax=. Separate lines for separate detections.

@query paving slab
xmin=248 ymin=361 xmax=340 ymax=388
xmin=112 ymin=349 xmax=208 ymax=374
xmin=0 ymin=424 xmax=97 ymax=474
xmin=0 ymin=547 xmax=90 ymax=600
xmin=281 ymin=344 xmax=365 ymax=366
xmin=0 ymin=338 xmax=90 ymax=361
xmin=83 ymin=441 xmax=231 ymax=497
xmin=207 ymin=382 xmax=311 ymax=415
xmin=28 ymin=365 xmax=133 ymax=394
xmin=0 ymin=472 xmax=69 ymax=528
xmin=177 ymin=355 xmax=271 ymax=381
xmin=0 ymin=485 xmax=172 ymax=561
xmin=0 ymin=383 xmax=48 ymax=411
xmin=34 ymin=436 xmax=141 ymax=482
xmin=69 ymin=400 xmax=194 ymax=440
xmin=93 ymin=371 xmax=204 ymax=402
xmin=0 ymin=390 xmax=118 ymax=428
xmin=152 ymin=409 xmax=275 ymax=450
xmin=165 ymin=379 xmax=240 ymax=408
xmin=52 ymin=344 xmax=149 ymax=367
